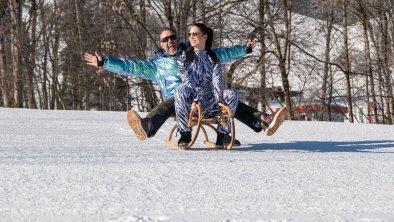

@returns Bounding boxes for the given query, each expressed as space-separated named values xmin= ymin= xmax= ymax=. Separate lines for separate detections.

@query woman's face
xmin=188 ymin=26 xmax=207 ymax=50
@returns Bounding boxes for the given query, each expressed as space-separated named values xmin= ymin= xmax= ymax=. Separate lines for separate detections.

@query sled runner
xmin=166 ymin=103 xmax=236 ymax=150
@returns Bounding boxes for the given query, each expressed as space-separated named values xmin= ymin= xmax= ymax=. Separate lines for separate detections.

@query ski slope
xmin=1 ymin=107 xmax=394 ymax=221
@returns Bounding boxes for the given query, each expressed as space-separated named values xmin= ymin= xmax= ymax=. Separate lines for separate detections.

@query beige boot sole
xmin=266 ymin=107 xmax=287 ymax=136
xmin=127 ymin=110 xmax=147 ymax=141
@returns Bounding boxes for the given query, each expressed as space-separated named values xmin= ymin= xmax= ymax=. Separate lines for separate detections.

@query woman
xmin=174 ymin=23 xmax=239 ymax=148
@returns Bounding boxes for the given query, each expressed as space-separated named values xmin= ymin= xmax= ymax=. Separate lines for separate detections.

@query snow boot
xmin=178 ymin=131 xmax=192 ymax=149
xmin=127 ymin=110 xmax=152 ymax=141
xmin=215 ymin=132 xmax=241 ymax=147
xmin=261 ymin=107 xmax=287 ymax=136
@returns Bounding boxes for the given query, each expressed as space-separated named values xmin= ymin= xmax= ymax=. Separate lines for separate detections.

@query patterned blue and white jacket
xmin=103 ymin=43 xmax=248 ymax=100
xmin=177 ymin=50 xmax=223 ymax=104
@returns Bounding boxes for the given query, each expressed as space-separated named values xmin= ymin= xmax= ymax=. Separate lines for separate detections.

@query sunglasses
xmin=187 ymin=32 xmax=204 ymax=37
xmin=161 ymin=35 xmax=177 ymax=43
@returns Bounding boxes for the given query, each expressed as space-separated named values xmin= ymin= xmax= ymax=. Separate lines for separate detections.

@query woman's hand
xmin=246 ymin=39 xmax=256 ymax=54
xmin=191 ymin=102 xmax=197 ymax=111
xmin=218 ymin=102 xmax=227 ymax=114
xmin=246 ymin=39 xmax=256 ymax=48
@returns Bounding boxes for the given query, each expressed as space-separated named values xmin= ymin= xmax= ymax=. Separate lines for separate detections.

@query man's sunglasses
xmin=161 ymin=35 xmax=177 ymax=43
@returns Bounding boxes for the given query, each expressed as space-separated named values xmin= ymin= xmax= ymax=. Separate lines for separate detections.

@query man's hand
xmin=84 ymin=52 xmax=103 ymax=67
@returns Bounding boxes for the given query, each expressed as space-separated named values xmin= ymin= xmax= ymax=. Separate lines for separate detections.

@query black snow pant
xmin=144 ymin=98 xmax=263 ymax=137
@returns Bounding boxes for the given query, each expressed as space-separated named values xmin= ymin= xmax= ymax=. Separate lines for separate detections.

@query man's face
xmin=160 ymin=30 xmax=178 ymax=55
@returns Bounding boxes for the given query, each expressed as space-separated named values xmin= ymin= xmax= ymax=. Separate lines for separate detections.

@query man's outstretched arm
xmin=84 ymin=52 xmax=158 ymax=82
xmin=84 ymin=52 xmax=103 ymax=67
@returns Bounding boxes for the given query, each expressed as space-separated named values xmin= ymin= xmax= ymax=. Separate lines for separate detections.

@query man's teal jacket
xmin=103 ymin=44 xmax=248 ymax=100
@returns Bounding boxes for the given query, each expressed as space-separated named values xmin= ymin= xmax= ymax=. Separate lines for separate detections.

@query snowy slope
xmin=1 ymin=107 xmax=394 ymax=222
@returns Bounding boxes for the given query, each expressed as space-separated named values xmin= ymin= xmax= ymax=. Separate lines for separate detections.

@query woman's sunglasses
xmin=187 ymin=32 xmax=204 ymax=37
xmin=161 ymin=35 xmax=177 ymax=43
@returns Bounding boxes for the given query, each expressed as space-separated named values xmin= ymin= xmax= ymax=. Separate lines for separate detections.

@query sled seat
xmin=165 ymin=103 xmax=236 ymax=150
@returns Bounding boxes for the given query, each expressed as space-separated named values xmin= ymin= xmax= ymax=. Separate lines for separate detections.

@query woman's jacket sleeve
xmin=212 ymin=45 xmax=247 ymax=64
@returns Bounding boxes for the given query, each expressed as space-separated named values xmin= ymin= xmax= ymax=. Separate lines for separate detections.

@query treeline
xmin=0 ymin=0 xmax=393 ymax=124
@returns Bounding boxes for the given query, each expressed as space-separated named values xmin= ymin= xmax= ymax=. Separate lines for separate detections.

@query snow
xmin=1 ymin=107 xmax=394 ymax=221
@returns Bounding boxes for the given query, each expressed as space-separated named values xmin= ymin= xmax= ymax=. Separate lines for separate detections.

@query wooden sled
xmin=165 ymin=103 xmax=236 ymax=150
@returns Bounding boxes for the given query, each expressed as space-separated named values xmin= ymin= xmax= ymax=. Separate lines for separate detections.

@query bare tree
xmin=9 ymin=0 xmax=23 ymax=107
xmin=356 ymin=0 xmax=379 ymax=123
xmin=137 ymin=0 xmax=159 ymax=111
xmin=317 ymin=1 xmax=336 ymax=121
xmin=341 ymin=0 xmax=355 ymax=123
xmin=24 ymin=0 xmax=38 ymax=109
xmin=264 ymin=0 xmax=294 ymax=119
xmin=375 ymin=0 xmax=394 ymax=124
xmin=1 ymin=0 xmax=393 ymax=126
xmin=0 ymin=0 xmax=8 ymax=106
xmin=258 ymin=0 xmax=267 ymax=111
xmin=0 ymin=36 xmax=5 ymax=107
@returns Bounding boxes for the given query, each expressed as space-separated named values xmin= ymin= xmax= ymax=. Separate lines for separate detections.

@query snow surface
xmin=1 ymin=107 xmax=394 ymax=222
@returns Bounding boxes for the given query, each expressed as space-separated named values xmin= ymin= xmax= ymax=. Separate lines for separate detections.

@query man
xmin=84 ymin=27 xmax=286 ymax=145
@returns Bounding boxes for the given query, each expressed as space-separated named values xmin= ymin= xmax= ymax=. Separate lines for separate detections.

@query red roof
xmin=294 ymin=104 xmax=347 ymax=113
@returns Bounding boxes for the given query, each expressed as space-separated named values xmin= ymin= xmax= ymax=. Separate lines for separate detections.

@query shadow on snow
xmin=231 ymin=140 xmax=394 ymax=153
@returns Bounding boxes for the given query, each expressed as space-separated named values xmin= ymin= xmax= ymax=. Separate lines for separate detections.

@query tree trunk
xmin=259 ymin=0 xmax=267 ymax=111
xmin=0 ymin=0 xmax=9 ymax=107
xmin=200 ymin=0 xmax=206 ymax=23
xmin=50 ymin=2 xmax=65 ymax=110
xmin=387 ymin=0 xmax=394 ymax=72
xmin=175 ymin=0 xmax=191 ymax=51
xmin=74 ymin=0 xmax=88 ymax=110
xmin=9 ymin=0 xmax=23 ymax=107
xmin=26 ymin=0 xmax=37 ymax=109
xmin=358 ymin=0 xmax=378 ymax=123
xmin=40 ymin=7 xmax=49 ymax=109
xmin=381 ymin=0 xmax=394 ymax=123
xmin=374 ymin=5 xmax=393 ymax=124
xmin=0 ymin=36 xmax=6 ymax=107
xmin=51 ymin=50 xmax=63 ymax=110
xmin=0 ymin=17 xmax=7 ymax=107
xmin=321 ymin=8 xmax=334 ymax=121
xmin=192 ymin=0 xmax=197 ymax=23
xmin=264 ymin=0 xmax=293 ymax=119
xmin=163 ymin=0 xmax=174 ymax=29
xmin=139 ymin=0 xmax=158 ymax=111
xmin=342 ymin=0 xmax=354 ymax=123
